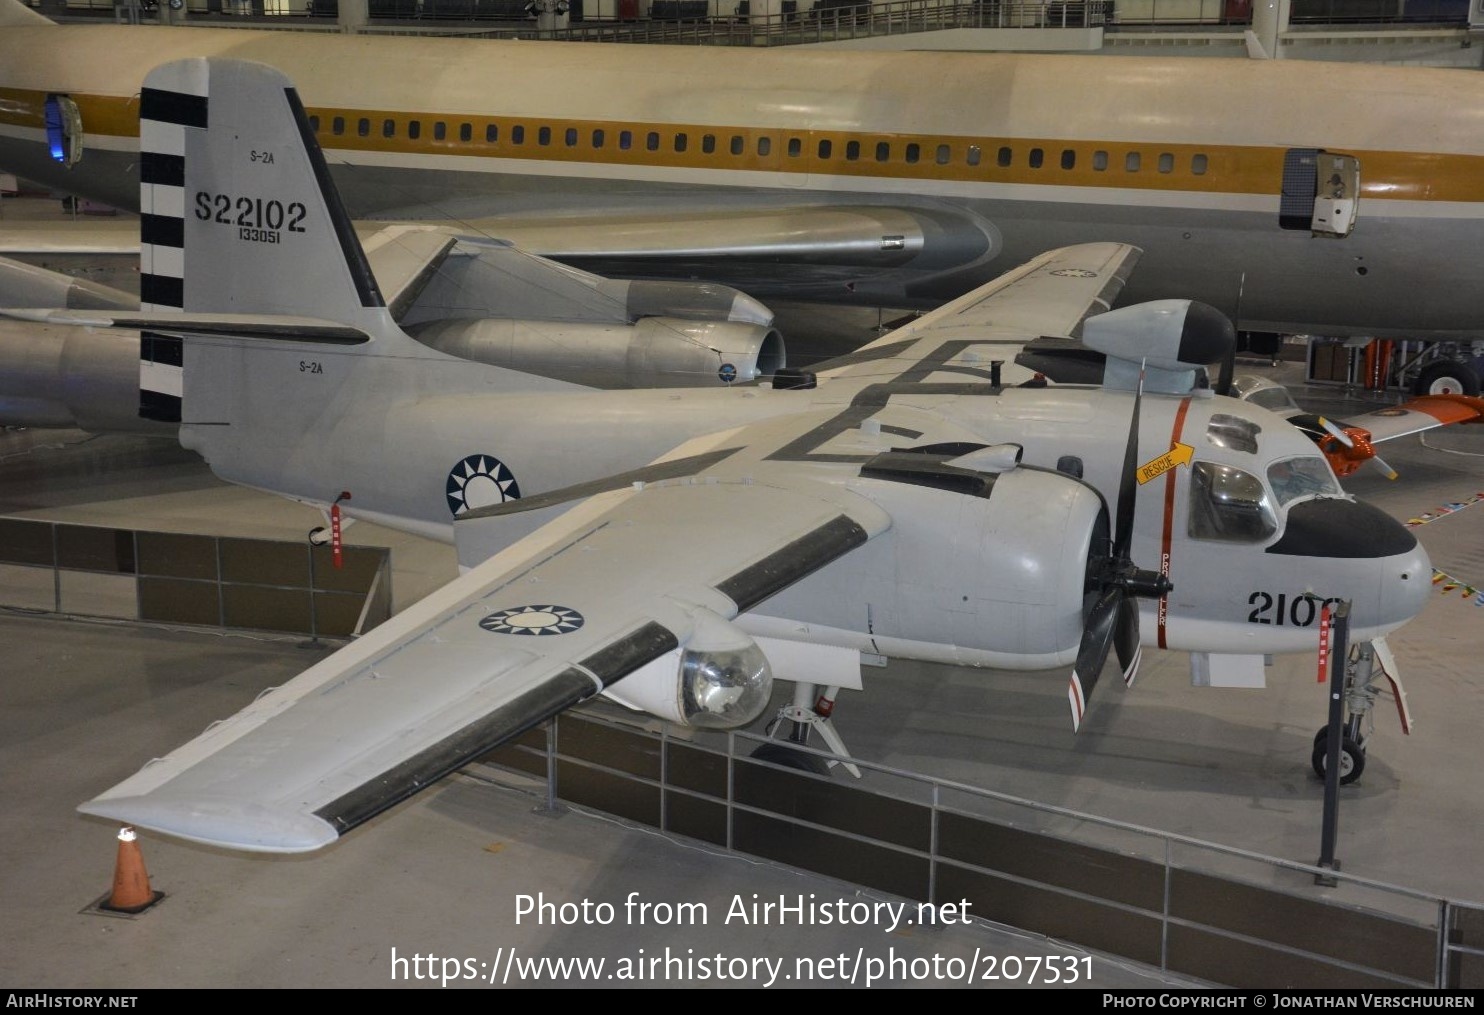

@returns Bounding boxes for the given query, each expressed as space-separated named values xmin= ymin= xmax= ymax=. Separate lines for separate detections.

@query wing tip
xmin=79 ymin=795 xmax=339 ymax=854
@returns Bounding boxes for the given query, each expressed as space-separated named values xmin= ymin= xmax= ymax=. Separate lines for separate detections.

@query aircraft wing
xmin=80 ymin=467 xmax=890 ymax=852
xmin=1333 ymin=394 xmax=1484 ymax=444
xmin=812 ymin=242 xmax=1139 ymax=385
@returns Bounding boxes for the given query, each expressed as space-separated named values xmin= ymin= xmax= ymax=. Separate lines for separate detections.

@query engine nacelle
xmin=602 ymin=609 xmax=773 ymax=728
xmin=408 ymin=316 xmax=786 ymax=388
xmin=1083 ymin=299 xmax=1235 ymax=395
xmin=0 ymin=321 xmax=171 ymax=434
xmin=825 ymin=460 xmax=1109 ymax=666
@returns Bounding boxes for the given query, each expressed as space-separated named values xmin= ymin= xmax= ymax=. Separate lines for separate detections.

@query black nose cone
xmin=1264 ymin=498 xmax=1418 ymax=558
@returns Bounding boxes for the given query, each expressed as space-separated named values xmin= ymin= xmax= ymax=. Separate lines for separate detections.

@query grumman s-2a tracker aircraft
xmin=31 ymin=59 xmax=1433 ymax=853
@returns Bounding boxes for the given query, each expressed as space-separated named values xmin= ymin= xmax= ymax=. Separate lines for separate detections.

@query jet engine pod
xmin=602 ymin=608 xmax=773 ymax=728
xmin=408 ymin=316 xmax=785 ymax=388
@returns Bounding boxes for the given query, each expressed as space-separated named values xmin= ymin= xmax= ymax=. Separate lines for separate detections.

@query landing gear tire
xmin=750 ymin=741 xmax=830 ymax=776
xmin=1311 ymin=728 xmax=1365 ymax=785
xmin=1414 ymin=361 xmax=1482 ymax=397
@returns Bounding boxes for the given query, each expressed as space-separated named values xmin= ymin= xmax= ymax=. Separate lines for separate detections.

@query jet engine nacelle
xmin=408 ymin=316 xmax=786 ymax=388
xmin=0 ymin=321 xmax=170 ymax=434
xmin=602 ymin=608 xmax=773 ymax=728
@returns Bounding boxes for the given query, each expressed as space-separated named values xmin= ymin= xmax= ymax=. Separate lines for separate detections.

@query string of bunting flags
xmin=1405 ymin=491 xmax=1484 ymax=605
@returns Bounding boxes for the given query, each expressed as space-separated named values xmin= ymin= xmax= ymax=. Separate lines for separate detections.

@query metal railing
xmin=476 ymin=705 xmax=1483 ymax=987
xmin=0 ymin=517 xmax=392 ymax=639
xmin=61 ymin=0 xmax=1472 ymax=36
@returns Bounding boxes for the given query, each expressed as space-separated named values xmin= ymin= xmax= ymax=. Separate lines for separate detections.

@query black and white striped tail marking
xmin=137 ymin=69 xmax=207 ymax=423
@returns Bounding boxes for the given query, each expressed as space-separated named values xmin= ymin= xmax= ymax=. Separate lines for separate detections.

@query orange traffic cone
xmin=101 ymin=826 xmax=161 ymax=914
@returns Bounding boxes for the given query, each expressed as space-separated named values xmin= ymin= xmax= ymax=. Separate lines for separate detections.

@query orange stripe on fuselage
xmin=1158 ymin=397 xmax=1194 ymax=650
xmin=5 ymin=88 xmax=1484 ymax=204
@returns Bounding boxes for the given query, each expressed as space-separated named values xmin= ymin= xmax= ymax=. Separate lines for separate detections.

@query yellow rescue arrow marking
xmin=1136 ymin=442 xmax=1195 ymax=485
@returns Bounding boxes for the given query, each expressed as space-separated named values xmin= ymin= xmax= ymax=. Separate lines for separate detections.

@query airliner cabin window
xmin=357 ymin=118 xmax=369 ymax=137
xmin=787 ymin=137 xmax=802 ymax=157
xmin=486 ymin=124 xmax=499 ymax=143
xmin=646 ymin=132 xmax=660 ymax=151
xmin=997 ymin=146 xmax=1012 ymax=167
xmin=591 ymin=129 xmax=604 ymax=147
xmin=309 ymin=115 xmax=320 ymax=132
xmin=512 ymin=125 xmax=525 ymax=144
xmin=1061 ymin=149 xmax=1075 ymax=170
xmin=730 ymin=135 xmax=744 ymax=156
xmin=674 ymin=133 xmax=688 ymax=152
xmin=619 ymin=130 xmax=632 ymax=150
xmin=846 ymin=140 xmax=860 ymax=161
xmin=1192 ymin=154 xmax=1209 ymax=175
xmin=1029 ymin=147 xmax=1044 ymax=169
xmin=935 ymin=144 xmax=950 ymax=165
xmin=756 ymin=137 xmax=771 ymax=156
xmin=1125 ymin=152 xmax=1141 ymax=172
xmin=876 ymin=142 xmax=890 ymax=162
xmin=967 ymin=145 xmax=981 ymax=167
xmin=434 ymin=122 xmax=446 ymax=141
xmin=461 ymin=123 xmax=474 ymax=143
xmin=383 ymin=119 xmax=396 ymax=138
xmin=906 ymin=143 xmax=920 ymax=164
xmin=537 ymin=126 xmax=551 ymax=145
xmin=1158 ymin=152 xmax=1174 ymax=174
xmin=408 ymin=121 xmax=420 ymax=140
xmin=1093 ymin=151 xmax=1108 ymax=171
xmin=702 ymin=134 xmax=716 ymax=154
xmin=818 ymin=139 xmax=833 ymax=159
xmin=331 ymin=116 xmax=345 ymax=135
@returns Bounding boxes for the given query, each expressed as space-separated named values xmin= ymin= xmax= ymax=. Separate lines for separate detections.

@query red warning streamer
xmin=1316 ymin=603 xmax=1331 ymax=684
xmin=330 ymin=501 xmax=343 ymax=570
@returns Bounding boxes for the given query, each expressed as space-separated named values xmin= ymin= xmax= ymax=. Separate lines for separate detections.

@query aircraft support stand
xmin=1316 ymin=600 xmax=1351 ymax=886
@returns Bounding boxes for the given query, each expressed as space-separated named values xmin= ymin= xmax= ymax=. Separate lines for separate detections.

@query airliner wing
xmin=79 ymin=468 xmax=890 ymax=852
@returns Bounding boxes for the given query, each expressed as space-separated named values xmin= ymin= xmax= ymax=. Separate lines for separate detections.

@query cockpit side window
xmin=1189 ymin=462 xmax=1277 ymax=543
xmin=1244 ymin=386 xmax=1300 ymax=412
xmin=1267 ymin=456 xmax=1341 ymax=508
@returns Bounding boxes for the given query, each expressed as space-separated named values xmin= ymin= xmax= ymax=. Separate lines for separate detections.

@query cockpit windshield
xmin=1266 ymin=456 xmax=1342 ymax=508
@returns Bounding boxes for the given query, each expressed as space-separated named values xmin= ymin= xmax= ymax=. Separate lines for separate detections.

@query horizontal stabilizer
xmin=0 ymin=308 xmax=369 ymax=344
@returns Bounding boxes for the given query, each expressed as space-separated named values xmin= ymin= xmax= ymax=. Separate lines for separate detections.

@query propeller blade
xmin=1068 ymin=587 xmax=1120 ymax=732
xmin=1371 ymin=453 xmax=1399 ymax=481
xmin=1113 ymin=364 xmax=1145 ymax=559
xmin=1115 ymin=594 xmax=1142 ymax=687
xmin=1318 ymin=416 xmax=1355 ymax=449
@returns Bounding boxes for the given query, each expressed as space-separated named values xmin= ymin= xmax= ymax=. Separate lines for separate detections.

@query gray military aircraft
xmin=26 ymin=59 xmax=1432 ymax=853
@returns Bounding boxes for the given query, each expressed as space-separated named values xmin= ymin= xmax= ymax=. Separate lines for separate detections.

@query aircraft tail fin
xmin=136 ymin=58 xmax=416 ymax=421
xmin=0 ymin=0 xmax=54 ymax=26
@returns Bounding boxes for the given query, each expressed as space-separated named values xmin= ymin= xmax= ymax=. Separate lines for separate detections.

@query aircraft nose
xmin=1264 ymin=497 xmax=1431 ymax=633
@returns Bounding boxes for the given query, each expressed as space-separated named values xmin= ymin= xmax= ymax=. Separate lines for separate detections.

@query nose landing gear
xmin=1309 ymin=638 xmax=1409 ymax=786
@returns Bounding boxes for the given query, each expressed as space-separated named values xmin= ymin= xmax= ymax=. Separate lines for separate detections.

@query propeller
xmin=1317 ymin=416 xmax=1397 ymax=480
xmin=1067 ymin=366 xmax=1173 ymax=732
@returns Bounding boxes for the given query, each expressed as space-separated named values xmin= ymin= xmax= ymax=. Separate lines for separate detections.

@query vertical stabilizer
xmin=139 ymin=58 xmax=386 ymax=322
xmin=136 ymin=57 xmax=405 ymax=422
